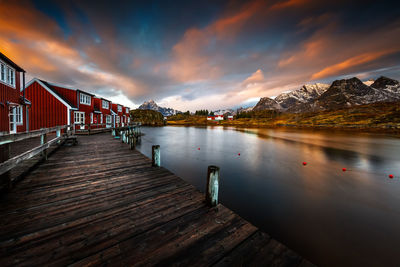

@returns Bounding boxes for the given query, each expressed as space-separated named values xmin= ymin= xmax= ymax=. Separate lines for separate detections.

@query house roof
xmin=0 ymin=51 xmax=25 ymax=72
xmin=47 ymin=81 xmax=95 ymax=97
xmin=77 ymin=89 xmax=95 ymax=97
xmin=39 ymin=79 xmax=77 ymax=109
xmin=98 ymin=97 xmax=111 ymax=103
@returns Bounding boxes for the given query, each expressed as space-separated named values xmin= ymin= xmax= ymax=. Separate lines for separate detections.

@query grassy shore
xmin=166 ymin=102 xmax=400 ymax=133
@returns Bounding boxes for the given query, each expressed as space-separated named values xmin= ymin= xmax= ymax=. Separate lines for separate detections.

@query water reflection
xmin=137 ymin=126 xmax=400 ymax=267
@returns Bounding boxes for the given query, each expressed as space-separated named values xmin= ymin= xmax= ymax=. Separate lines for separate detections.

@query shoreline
xmin=165 ymin=121 xmax=400 ymax=135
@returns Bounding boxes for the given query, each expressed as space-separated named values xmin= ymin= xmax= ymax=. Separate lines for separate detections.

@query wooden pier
xmin=0 ymin=133 xmax=313 ymax=266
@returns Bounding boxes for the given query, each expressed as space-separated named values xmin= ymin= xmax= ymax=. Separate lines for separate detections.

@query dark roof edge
xmin=0 ymin=51 xmax=25 ymax=72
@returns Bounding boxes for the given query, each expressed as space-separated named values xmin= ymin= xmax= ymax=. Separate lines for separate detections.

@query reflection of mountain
xmin=138 ymin=100 xmax=180 ymax=116
xmin=253 ymin=76 xmax=400 ymax=113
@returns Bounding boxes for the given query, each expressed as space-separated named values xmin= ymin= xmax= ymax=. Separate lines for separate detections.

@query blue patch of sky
xmin=32 ymin=0 xmax=71 ymax=38
xmin=114 ymin=0 xmax=226 ymax=59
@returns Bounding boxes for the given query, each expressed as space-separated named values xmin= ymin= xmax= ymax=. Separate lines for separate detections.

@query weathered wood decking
xmin=0 ymin=133 xmax=313 ymax=266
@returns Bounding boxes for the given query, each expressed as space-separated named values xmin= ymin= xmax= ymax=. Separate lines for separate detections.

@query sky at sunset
xmin=1 ymin=0 xmax=400 ymax=111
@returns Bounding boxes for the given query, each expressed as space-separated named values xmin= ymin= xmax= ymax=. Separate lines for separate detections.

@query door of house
xmin=9 ymin=106 xmax=17 ymax=134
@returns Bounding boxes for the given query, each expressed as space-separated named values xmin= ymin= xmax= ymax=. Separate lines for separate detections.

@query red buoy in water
xmin=238 ymin=153 xmax=241 ymax=156
xmin=342 ymin=168 xmax=347 ymax=172
xmin=302 ymin=162 xmax=307 ymax=166
xmin=389 ymin=174 xmax=394 ymax=179
xmin=198 ymin=147 xmax=200 ymax=150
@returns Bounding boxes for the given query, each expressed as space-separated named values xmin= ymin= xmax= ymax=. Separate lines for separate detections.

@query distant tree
xmin=210 ymin=111 xmax=215 ymax=116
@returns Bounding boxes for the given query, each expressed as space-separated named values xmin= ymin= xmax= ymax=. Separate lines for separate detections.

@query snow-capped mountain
xmin=252 ymin=76 xmax=400 ymax=113
xmin=253 ymin=97 xmax=281 ymax=111
xmin=363 ymin=79 xmax=375 ymax=86
xmin=213 ymin=109 xmax=234 ymax=115
xmin=252 ymin=83 xmax=329 ymax=112
xmin=275 ymin=83 xmax=329 ymax=112
xmin=138 ymin=100 xmax=180 ymax=116
xmin=236 ymin=106 xmax=254 ymax=114
xmin=310 ymin=76 xmax=400 ymax=111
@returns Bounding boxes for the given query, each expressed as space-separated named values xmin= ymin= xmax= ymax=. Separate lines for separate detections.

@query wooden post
xmin=0 ymin=143 xmax=11 ymax=189
xmin=56 ymin=129 xmax=61 ymax=144
xmin=130 ymin=132 xmax=135 ymax=150
xmin=206 ymin=165 xmax=220 ymax=207
xmin=131 ymin=129 xmax=136 ymax=150
xmin=41 ymin=133 xmax=47 ymax=160
xmin=152 ymin=145 xmax=160 ymax=167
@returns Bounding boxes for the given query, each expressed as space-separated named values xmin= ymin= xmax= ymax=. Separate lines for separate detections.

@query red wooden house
xmin=122 ymin=106 xmax=130 ymax=125
xmin=24 ymin=78 xmax=97 ymax=130
xmin=0 ymin=51 xmax=29 ymax=134
xmin=111 ymin=103 xmax=123 ymax=127
xmin=93 ymin=97 xmax=113 ymax=128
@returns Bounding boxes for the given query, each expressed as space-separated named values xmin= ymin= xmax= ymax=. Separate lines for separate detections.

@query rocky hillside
xmin=276 ymin=83 xmax=329 ymax=112
xmin=138 ymin=100 xmax=180 ymax=116
xmin=253 ymin=97 xmax=281 ymax=111
xmin=253 ymin=76 xmax=400 ymax=113
xmin=130 ymin=109 xmax=164 ymax=126
xmin=311 ymin=76 xmax=400 ymax=112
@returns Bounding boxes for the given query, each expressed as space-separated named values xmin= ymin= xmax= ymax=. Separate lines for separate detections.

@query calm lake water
xmin=136 ymin=126 xmax=400 ymax=267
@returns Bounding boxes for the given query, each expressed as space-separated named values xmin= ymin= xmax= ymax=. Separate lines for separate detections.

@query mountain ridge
xmin=138 ymin=100 xmax=180 ymax=116
xmin=252 ymin=76 xmax=400 ymax=113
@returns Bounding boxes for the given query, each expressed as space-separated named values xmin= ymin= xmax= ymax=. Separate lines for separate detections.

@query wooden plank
xmin=214 ymin=231 xmax=313 ymax=267
xmin=0 ymin=132 xmax=310 ymax=267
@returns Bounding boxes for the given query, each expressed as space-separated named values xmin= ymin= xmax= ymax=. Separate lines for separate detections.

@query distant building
xmin=123 ymin=106 xmax=130 ymax=125
xmin=215 ymin=115 xmax=224 ymax=121
xmin=111 ymin=103 xmax=124 ymax=127
xmin=93 ymin=97 xmax=113 ymax=128
xmin=207 ymin=115 xmax=224 ymax=121
xmin=227 ymin=115 xmax=233 ymax=120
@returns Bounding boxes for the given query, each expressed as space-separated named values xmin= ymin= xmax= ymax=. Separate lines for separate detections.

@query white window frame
xmin=100 ymin=114 xmax=103 ymax=124
xmin=118 ymin=105 xmax=122 ymax=112
xmin=9 ymin=106 xmax=17 ymax=133
xmin=74 ymin=111 xmax=85 ymax=124
xmin=125 ymin=108 xmax=129 ymax=114
xmin=106 ymin=115 xmax=111 ymax=123
xmin=0 ymin=63 xmax=4 ymax=82
xmin=102 ymin=100 xmax=109 ymax=109
xmin=0 ymin=60 xmax=16 ymax=88
xmin=80 ymin=93 xmax=91 ymax=105
xmin=116 ymin=116 xmax=120 ymax=123
xmin=15 ymin=105 xmax=23 ymax=125
xmin=90 ymin=113 xmax=93 ymax=124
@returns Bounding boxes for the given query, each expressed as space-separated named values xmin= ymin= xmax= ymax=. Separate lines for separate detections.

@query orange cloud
xmin=212 ymin=0 xmax=264 ymax=39
xmin=269 ymin=0 xmax=311 ymax=10
xmin=242 ymin=69 xmax=265 ymax=86
xmin=0 ymin=0 xmax=143 ymax=100
xmin=311 ymin=49 xmax=399 ymax=80
xmin=169 ymin=28 xmax=221 ymax=82
xmin=169 ymin=1 xmax=267 ymax=82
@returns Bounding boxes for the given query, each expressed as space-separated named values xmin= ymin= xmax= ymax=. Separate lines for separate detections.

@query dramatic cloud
xmin=1 ymin=0 xmax=399 ymax=111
